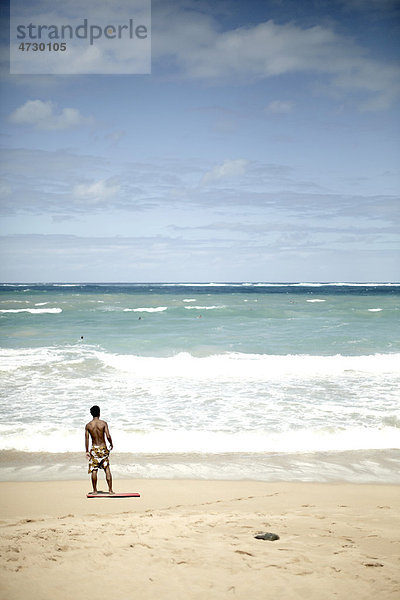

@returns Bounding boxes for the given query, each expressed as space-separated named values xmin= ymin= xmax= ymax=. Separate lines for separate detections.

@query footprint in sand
xmin=235 ymin=550 xmax=254 ymax=556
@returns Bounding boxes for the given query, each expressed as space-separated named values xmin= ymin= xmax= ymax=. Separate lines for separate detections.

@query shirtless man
xmin=85 ymin=405 xmax=114 ymax=494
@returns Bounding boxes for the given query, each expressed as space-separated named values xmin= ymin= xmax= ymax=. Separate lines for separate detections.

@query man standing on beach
xmin=85 ymin=405 xmax=114 ymax=494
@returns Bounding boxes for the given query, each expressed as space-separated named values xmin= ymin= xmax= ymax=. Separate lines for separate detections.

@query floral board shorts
xmin=88 ymin=445 xmax=110 ymax=473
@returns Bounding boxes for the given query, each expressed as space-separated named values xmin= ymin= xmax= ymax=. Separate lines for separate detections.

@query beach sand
xmin=0 ymin=480 xmax=399 ymax=599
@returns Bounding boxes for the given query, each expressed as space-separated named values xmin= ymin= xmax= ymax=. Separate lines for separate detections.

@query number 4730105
xmin=18 ymin=42 xmax=67 ymax=51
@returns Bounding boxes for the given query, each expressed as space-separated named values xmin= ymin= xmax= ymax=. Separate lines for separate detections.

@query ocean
xmin=0 ymin=282 xmax=399 ymax=483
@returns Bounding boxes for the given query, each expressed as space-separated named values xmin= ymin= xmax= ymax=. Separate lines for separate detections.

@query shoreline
xmin=1 ymin=479 xmax=399 ymax=599
xmin=1 ymin=448 xmax=400 ymax=484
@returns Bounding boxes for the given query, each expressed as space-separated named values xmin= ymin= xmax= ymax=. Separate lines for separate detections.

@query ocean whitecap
xmin=123 ymin=307 xmax=168 ymax=313
xmin=184 ymin=305 xmax=225 ymax=310
xmin=0 ymin=308 xmax=62 ymax=314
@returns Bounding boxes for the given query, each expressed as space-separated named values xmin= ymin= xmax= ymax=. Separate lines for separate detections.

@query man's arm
xmin=105 ymin=422 xmax=113 ymax=451
xmin=85 ymin=425 xmax=90 ymax=459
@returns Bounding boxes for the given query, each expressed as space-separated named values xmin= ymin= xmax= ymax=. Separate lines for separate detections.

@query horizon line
xmin=1 ymin=281 xmax=399 ymax=286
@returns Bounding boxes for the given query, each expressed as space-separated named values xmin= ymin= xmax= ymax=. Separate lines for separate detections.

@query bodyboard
xmin=87 ymin=492 xmax=140 ymax=498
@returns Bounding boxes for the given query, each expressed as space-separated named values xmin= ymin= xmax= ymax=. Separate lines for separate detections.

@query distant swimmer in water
xmin=85 ymin=405 xmax=114 ymax=494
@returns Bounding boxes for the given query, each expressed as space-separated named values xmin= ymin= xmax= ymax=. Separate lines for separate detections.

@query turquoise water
xmin=0 ymin=283 xmax=399 ymax=482
xmin=1 ymin=283 xmax=399 ymax=355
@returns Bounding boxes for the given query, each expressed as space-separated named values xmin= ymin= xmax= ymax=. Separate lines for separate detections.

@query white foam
xmin=2 ymin=347 xmax=398 ymax=380
xmin=293 ymin=282 xmax=325 ymax=287
xmin=253 ymin=282 xmax=400 ymax=287
xmin=0 ymin=424 xmax=398 ymax=454
xmin=368 ymin=308 xmax=383 ymax=312
xmin=172 ymin=283 xmax=229 ymax=287
xmin=296 ymin=282 xmax=399 ymax=287
xmin=120 ymin=427 xmax=400 ymax=454
xmin=163 ymin=282 xmax=400 ymax=287
xmin=0 ymin=284 xmax=31 ymax=287
xmin=183 ymin=299 xmax=197 ymax=302
xmin=0 ymin=308 xmax=62 ymax=314
xmin=0 ymin=345 xmax=94 ymax=371
xmin=123 ymin=307 xmax=168 ymax=313
xmin=184 ymin=305 xmax=224 ymax=310
xmin=307 ymin=299 xmax=326 ymax=303
xmin=95 ymin=350 xmax=400 ymax=380
xmin=324 ymin=282 xmax=398 ymax=287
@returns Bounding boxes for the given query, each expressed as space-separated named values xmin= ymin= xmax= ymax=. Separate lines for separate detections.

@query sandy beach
xmin=0 ymin=480 xmax=399 ymax=600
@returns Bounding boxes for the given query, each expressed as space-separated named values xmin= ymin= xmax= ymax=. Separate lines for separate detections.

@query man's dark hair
xmin=90 ymin=405 xmax=100 ymax=417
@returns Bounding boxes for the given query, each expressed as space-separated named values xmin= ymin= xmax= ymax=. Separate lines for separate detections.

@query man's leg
xmin=91 ymin=469 xmax=98 ymax=493
xmin=105 ymin=465 xmax=114 ymax=494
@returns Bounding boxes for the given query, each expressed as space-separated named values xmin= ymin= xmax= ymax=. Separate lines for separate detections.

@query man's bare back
xmin=85 ymin=418 xmax=112 ymax=448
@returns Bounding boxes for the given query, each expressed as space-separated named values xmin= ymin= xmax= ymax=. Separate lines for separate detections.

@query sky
xmin=0 ymin=0 xmax=399 ymax=282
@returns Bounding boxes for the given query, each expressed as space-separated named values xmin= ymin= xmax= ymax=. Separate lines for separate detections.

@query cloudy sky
xmin=1 ymin=0 xmax=399 ymax=282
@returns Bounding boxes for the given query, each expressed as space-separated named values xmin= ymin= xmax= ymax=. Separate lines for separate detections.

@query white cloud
xmin=265 ymin=100 xmax=294 ymax=114
xmin=201 ymin=159 xmax=249 ymax=185
xmin=153 ymin=11 xmax=400 ymax=110
xmin=72 ymin=179 xmax=120 ymax=204
xmin=1 ymin=232 xmax=398 ymax=283
xmin=9 ymin=100 xmax=94 ymax=130
xmin=0 ymin=182 xmax=11 ymax=198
